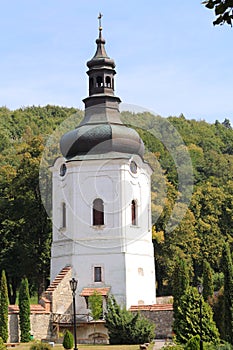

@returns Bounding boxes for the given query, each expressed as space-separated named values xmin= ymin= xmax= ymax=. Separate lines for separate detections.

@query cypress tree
xmin=203 ymin=260 xmax=214 ymax=301
xmin=221 ymin=242 xmax=233 ymax=344
xmin=174 ymin=286 xmax=219 ymax=344
xmin=0 ymin=270 xmax=9 ymax=342
xmin=19 ymin=277 xmax=31 ymax=342
xmin=172 ymin=257 xmax=189 ymax=315
xmin=63 ymin=330 xmax=74 ymax=349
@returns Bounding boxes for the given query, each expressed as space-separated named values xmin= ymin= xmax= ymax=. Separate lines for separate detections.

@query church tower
xmin=51 ymin=16 xmax=156 ymax=310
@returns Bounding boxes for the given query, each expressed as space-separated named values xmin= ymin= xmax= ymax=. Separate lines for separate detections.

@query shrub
xmin=88 ymin=291 xmax=103 ymax=320
xmin=105 ymin=295 xmax=155 ymax=345
xmin=217 ymin=342 xmax=233 ymax=350
xmin=30 ymin=341 xmax=52 ymax=350
xmin=185 ymin=335 xmax=200 ymax=350
xmin=62 ymin=330 xmax=74 ymax=349
xmin=0 ymin=337 xmax=6 ymax=350
xmin=162 ymin=345 xmax=184 ymax=350
xmin=0 ymin=271 xmax=9 ymax=342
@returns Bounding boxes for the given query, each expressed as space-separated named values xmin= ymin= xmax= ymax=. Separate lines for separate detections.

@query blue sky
xmin=0 ymin=0 xmax=232 ymax=124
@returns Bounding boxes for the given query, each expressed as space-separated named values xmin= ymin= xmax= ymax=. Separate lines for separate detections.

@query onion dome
xmin=60 ymin=14 xmax=145 ymax=160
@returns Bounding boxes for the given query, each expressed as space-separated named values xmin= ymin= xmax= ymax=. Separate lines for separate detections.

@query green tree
xmin=172 ymin=257 xmax=190 ymax=318
xmin=89 ymin=291 xmax=103 ymax=320
xmin=221 ymin=242 xmax=233 ymax=344
xmin=202 ymin=0 xmax=233 ymax=26
xmin=0 ymin=271 xmax=9 ymax=342
xmin=203 ymin=260 xmax=214 ymax=301
xmin=0 ymin=337 xmax=7 ymax=350
xmin=88 ymin=291 xmax=103 ymax=344
xmin=105 ymin=295 xmax=155 ymax=345
xmin=62 ymin=330 xmax=74 ymax=349
xmin=19 ymin=277 xmax=31 ymax=342
xmin=174 ymin=286 xmax=219 ymax=344
xmin=210 ymin=287 xmax=225 ymax=339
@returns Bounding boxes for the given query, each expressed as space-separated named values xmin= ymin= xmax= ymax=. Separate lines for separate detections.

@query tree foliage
xmin=62 ymin=330 xmax=74 ymax=349
xmin=19 ymin=277 xmax=31 ymax=342
xmin=88 ymin=291 xmax=103 ymax=320
xmin=172 ymin=257 xmax=190 ymax=318
xmin=221 ymin=243 xmax=233 ymax=344
xmin=173 ymin=286 xmax=220 ymax=344
xmin=202 ymin=0 xmax=233 ymax=26
xmin=0 ymin=337 xmax=6 ymax=350
xmin=0 ymin=271 xmax=9 ymax=342
xmin=203 ymin=260 xmax=214 ymax=301
xmin=0 ymin=106 xmax=232 ymax=303
xmin=105 ymin=295 xmax=155 ymax=344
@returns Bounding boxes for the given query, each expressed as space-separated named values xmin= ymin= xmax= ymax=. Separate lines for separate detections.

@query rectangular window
xmin=62 ymin=202 xmax=66 ymax=228
xmin=94 ymin=267 xmax=102 ymax=282
xmin=131 ymin=200 xmax=137 ymax=226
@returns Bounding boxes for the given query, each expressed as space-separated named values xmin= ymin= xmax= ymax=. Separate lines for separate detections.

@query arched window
xmin=93 ymin=198 xmax=104 ymax=226
xmin=62 ymin=202 xmax=66 ymax=228
xmin=96 ymin=76 xmax=103 ymax=87
xmin=105 ymin=76 xmax=111 ymax=87
xmin=131 ymin=200 xmax=137 ymax=226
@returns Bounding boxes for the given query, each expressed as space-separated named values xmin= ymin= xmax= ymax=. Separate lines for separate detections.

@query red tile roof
xmin=130 ymin=304 xmax=173 ymax=311
xmin=8 ymin=304 xmax=50 ymax=314
xmin=80 ymin=287 xmax=110 ymax=296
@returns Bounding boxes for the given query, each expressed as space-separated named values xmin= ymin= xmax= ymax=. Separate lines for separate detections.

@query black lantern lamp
xmin=197 ymin=283 xmax=203 ymax=350
xmin=70 ymin=278 xmax=78 ymax=350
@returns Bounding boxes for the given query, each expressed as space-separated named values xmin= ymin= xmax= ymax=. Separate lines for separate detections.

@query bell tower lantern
xmin=87 ymin=13 xmax=116 ymax=97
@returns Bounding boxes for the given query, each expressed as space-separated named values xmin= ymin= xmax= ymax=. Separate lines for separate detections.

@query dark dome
xmin=60 ymin=25 xmax=145 ymax=161
xmin=60 ymin=123 xmax=145 ymax=160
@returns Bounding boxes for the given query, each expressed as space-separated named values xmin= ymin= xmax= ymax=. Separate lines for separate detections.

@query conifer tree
xmin=203 ymin=260 xmax=214 ymax=301
xmin=172 ymin=257 xmax=189 ymax=316
xmin=105 ymin=295 xmax=155 ymax=344
xmin=0 ymin=270 xmax=9 ymax=342
xmin=19 ymin=277 xmax=31 ymax=342
xmin=174 ymin=286 xmax=219 ymax=344
xmin=221 ymin=242 xmax=233 ymax=344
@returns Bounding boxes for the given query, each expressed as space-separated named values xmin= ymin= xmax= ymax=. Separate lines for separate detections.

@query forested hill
xmin=0 ymin=105 xmax=232 ymax=301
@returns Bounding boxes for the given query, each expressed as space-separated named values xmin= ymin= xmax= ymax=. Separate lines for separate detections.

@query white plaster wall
xmin=51 ymin=155 xmax=156 ymax=309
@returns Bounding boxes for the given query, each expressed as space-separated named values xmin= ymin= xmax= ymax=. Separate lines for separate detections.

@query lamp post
xmin=70 ymin=278 xmax=78 ymax=350
xmin=197 ymin=283 xmax=203 ymax=350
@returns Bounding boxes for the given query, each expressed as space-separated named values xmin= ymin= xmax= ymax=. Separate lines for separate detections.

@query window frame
xmin=93 ymin=198 xmax=104 ymax=226
xmin=131 ymin=199 xmax=137 ymax=226
xmin=94 ymin=266 xmax=102 ymax=283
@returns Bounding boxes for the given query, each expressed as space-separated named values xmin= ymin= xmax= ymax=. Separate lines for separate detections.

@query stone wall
xmin=140 ymin=309 xmax=173 ymax=339
xmin=30 ymin=313 xmax=52 ymax=341
xmin=130 ymin=304 xmax=173 ymax=339
xmin=8 ymin=313 xmax=19 ymax=343
xmin=8 ymin=311 xmax=51 ymax=343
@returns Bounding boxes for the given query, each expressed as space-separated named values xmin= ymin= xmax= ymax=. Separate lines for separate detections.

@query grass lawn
xmin=9 ymin=342 xmax=154 ymax=350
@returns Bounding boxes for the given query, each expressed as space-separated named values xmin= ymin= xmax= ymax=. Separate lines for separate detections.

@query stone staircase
xmin=40 ymin=265 xmax=72 ymax=308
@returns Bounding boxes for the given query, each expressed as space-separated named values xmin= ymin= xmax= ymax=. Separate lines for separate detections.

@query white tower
xmin=50 ymin=20 xmax=156 ymax=310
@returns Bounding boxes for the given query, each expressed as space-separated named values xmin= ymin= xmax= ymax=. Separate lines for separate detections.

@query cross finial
xmin=98 ymin=12 xmax=103 ymax=30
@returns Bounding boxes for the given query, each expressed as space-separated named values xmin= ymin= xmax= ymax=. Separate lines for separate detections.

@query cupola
xmin=60 ymin=14 xmax=145 ymax=160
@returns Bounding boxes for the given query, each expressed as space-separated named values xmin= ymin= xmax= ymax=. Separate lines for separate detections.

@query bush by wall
xmin=62 ymin=330 xmax=74 ymax=349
